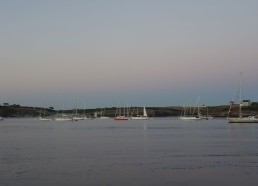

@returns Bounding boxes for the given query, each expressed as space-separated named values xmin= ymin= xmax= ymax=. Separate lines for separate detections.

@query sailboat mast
xmin=118 ymin=100 xmax=121 ymax=116
xmin=197 ymin=96 xmax=200 ymax=117
xmin=239 ymin=73 xmax=242 ymax=118
xmin=136 ymin=97 xmax=139 ymax=116
xmin=83 ymin=102 xmax=86 ymax=117
xmin=189 ymin=97 xmax=192 ymax=116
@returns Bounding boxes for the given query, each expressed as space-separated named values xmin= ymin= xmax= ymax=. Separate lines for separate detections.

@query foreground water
xmin=1 ymin=118 xmax=258 ymax=186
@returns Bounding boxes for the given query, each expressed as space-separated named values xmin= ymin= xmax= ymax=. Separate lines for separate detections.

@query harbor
xmin=1 ymin=118 xmax=258 ymax=186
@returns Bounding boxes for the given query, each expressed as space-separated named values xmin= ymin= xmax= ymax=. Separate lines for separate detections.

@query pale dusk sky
xmin=0 ymin=0 xmax=258 ymax=109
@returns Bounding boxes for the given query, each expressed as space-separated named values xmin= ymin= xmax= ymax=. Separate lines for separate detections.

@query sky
xmin=0 ymin=0 xmax=258 ymax=109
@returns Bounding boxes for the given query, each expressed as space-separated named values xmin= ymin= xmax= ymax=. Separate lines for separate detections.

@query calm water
xmin=1 ymin=118 xmax=258 ymax=186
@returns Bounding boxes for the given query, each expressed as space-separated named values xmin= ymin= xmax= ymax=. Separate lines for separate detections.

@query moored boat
xmin=180 ymin=97 xmax=203 ymax=121
xmin=38 ymin=116 xmax=52 ymax=121
xmin=54 ymin=117 xmax=72 ymax=121
xmin=38 ymin=108 xmax=52 ymax=121
xmin=130 ymin=107 xmax=150 ymax=120
xmin=228 ymin=116 xmax=258 ymax=123
xmin=114 ymin=116 xmax=129 ymax=120
xmin=99 ymin=116 xmax=110 ymax=119
xmin=180 ymin=116 xmax=202 ymax=120
xmin=227 ymin=73 xmax=258 ymax=123
xmin=113 ymin=103 xmax=129 ymax=120
xmin=72 ymin=116 xmax=84 ymax=121
xmin=54 ymin=114 xmax=72 ymax=121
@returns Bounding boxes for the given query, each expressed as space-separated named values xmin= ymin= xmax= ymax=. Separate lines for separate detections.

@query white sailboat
xmin=54 ymin=103 xmax=72 ymax=121
xmin=228 ymin=73 xmax=258 ymax=123
xmin=180 ymin=97 xmax=202 ymax=121
xmin=54 ymin=114 xmax=72 ymax=121
xmin=38 ymin=108 xmax=52 ymax=121
xmin=130 ymin=107 xmax=150 ymax=120
xmin=228 ymin=116 xmax=258 ymax=123
xmin=198 ymin=106 xmax=214 ymax=120
xmin=82 ymin=102 xmax=91 ymax=120
xmin=72 ymin=108 xmax=84 ymax=121
xmin=54 ymin=109 xmax=72 ymax=121
xmin=99 ymin=116 xmax=110 ymax=119
xmin=180 ymin=116 xmax=201 ymax=120
xmin=98 ymin=108 xmax=110 ymax=119
xmin=39 ymin=116 xmax=52 ymax=121
xmin=72 ymin=116 xmax=84 ymax=121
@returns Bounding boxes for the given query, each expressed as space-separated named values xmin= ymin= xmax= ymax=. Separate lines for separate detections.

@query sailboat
xmin=72 ymin=116 xmax=84 ymax=121
xmin=38 ymin=108 xmax=52 ymax=121
xmin=113 ymin=104 xmax=129 ymax=120
xmin=198 ymin=105 xmax=214 ymax=120
xmin=72 ymin=108 xmax=84 ymax=121
xmin=98 ymin=108 xmax=110 ymax=119
xmin=228 ymin=74 xmax=258 ymax=123
xmin=54 ymin=109 xmax=72 ymax=121
xmin=180 ymin=97 xmax=202 ymax=120
xmin=54 ymin=114 xmax=72 ymax=121
xmin=113 ymin=116 xmax=129 ymax=120
xmin=39 ymin=116 xmax=52 ymax=121
xmin=82 ymin=103 xmax=91 ymax=120
xmin=130 ymin=107 xmax=150 ymax=120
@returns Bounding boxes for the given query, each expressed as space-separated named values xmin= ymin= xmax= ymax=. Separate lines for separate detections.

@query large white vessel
xmin=228 ymin=73 xmax=258 ymax=123
xmin=228 ymin=116 xmax=258 ymax=123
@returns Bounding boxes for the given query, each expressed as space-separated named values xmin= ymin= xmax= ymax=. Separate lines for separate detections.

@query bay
xmin=1 ymin=118 xmax=258 ymax=186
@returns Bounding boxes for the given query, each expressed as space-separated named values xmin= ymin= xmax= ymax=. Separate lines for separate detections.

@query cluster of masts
xmin=37 ymin=107 xmax=150 ymax=121
xmin=179 ymin=96 xmax=214 ymax=121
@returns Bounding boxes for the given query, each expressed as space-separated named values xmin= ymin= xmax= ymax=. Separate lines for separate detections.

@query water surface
xmin=1 ymin=118 xmax=258 ymax=186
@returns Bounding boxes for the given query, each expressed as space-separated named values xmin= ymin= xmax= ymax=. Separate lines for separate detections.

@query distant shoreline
xmin=1 ymin=104 xmax=258 ymax=118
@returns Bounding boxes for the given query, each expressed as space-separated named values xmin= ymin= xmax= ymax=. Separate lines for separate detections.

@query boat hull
xmin=39 ymin=117 xmax=52 ymax=121
xmin=98 ymin=117 xmax=110 ymax=119
xmin=114 ymin=116 xmax=129 ymax=120
xmin=228 ymin=117 xmax=258 ymax=123
xmin=130 ymin=117 xmax=149 ymax=120
xmin=72 ymin=117 xmax=84 ymax=121
xmin=54 ymin=118 xmax=72 ymax=121
xmin=180 ymin=116 xmax=202 ymax=120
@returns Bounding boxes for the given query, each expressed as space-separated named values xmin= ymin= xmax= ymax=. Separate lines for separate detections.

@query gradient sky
xmin=1 ymin=0 xmax=258 ymax=109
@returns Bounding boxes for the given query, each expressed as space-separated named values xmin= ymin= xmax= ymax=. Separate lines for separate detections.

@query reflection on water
xmin=1 ymin=118 xmax=258 ymax=186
